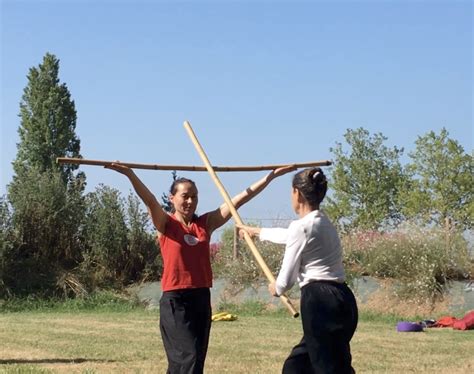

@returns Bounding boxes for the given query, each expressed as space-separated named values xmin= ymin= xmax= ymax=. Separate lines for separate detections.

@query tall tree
xmin=13 ymin=53 xmax=81 ymax=183
xmin=6 ymin=53 xmax=86 ymax=296
xmin=326 ymin=128 xmax=406 ymax=231
xmin=403 ymin=128 xmax=473 ymax=230
xmin=0 ymin=196 xmax=14 ymax=297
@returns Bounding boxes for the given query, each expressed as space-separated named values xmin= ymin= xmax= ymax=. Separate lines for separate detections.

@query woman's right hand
xmin=236 ymin=224 xmax=261 ymax=239
xmin=104 ymin=162 xmax=133 ymax=176
xmin=268 ymin=164 xmax=297 ymax=180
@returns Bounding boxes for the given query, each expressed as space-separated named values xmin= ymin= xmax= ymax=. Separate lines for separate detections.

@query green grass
xmin=0 ymin=291 xmax=142 ymax=313
xmin=0 ymin=305 xmax=473 ymax=373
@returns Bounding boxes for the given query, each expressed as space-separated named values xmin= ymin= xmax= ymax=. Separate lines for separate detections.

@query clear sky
xmin=1 ymin=0 xmax=472 ymax=235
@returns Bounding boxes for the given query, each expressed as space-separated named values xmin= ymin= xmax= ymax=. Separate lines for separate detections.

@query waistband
xmin=302 ymin=279 xmax=346 ymax=289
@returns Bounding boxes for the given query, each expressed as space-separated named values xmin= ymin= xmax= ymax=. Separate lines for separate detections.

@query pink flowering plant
xmin=342 ymin=222 xmax=472 ymax=301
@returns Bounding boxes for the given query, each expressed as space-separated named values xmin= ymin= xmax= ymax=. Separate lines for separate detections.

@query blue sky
xmin=1 ymin=0 xmax=472 ymax=234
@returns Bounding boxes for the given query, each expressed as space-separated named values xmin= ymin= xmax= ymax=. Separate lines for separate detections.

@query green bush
xmin=212 ymin=225 xmax=285 ymax=288
xmin=343 ymin=223 xmax=472 ymax=302
xmin=81 ymin=187 xmax=161 ymax=290
xmin=212 ymin=223 xmax=472 ymax=305
xmin=4 ymin=168 xmax=86 ymax=297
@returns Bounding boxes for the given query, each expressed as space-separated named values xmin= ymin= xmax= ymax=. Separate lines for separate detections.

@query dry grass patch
xmin=0 ymin=310 xmax=472 ymax=373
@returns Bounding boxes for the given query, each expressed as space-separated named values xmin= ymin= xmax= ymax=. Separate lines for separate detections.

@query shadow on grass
xmin=0 ymin=358 xmax=116 ymax=364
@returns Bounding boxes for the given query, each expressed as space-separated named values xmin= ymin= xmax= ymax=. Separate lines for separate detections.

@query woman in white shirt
xmin=238 ymin=167 xmax=358 ymax=374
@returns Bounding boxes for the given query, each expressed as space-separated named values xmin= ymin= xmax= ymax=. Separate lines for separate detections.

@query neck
xmin=296 ymin=204 xmax=319 ymax=218
xmin=174 ymin=212 xmax=193 ymax=225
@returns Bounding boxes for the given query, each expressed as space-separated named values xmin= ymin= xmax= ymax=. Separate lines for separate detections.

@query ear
xmin=295 ymin=188 xmax=306 ymax=203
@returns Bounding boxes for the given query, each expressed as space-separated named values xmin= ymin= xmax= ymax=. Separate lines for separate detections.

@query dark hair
xmin=292 ymin=167 xmax=327 ymax=208
xmin=169 ymin=177 xmax=197 ymax=195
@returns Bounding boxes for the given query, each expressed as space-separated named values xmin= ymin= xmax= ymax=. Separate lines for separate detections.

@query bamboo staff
xmin=56 ymin=157 xmax=331 ymax=172
xmin=183 ymin=121 xmax=299 ymax=318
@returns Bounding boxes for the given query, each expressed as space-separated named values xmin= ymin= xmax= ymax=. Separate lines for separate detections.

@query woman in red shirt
xmin=106 ymin=163 xmax=294 ymax=374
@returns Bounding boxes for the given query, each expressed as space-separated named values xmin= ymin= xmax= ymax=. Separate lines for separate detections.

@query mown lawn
xmin=0 ymin=309 xmax=473 ymax=373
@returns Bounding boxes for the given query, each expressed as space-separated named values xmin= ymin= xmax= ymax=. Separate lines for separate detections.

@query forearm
xmin=208 ymin=166 xmax=294 ymax=232
xmin=232 ymin=173 xmax=274 ymax=209
xmin=274 ymin=223 xmax=306 ymax=296
xmin=275 ymin=253 xmax=300 ymax=296
xmin=259 ymin=227 xmax=289 ymax=244
xmin=126 ymin=171 xmax=159 ymax=208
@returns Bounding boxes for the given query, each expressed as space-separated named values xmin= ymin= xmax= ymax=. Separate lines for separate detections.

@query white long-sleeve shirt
xmin=259 ymin=210 xmax=345 ymax=296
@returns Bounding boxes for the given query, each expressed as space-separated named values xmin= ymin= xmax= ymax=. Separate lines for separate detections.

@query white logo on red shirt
xmin=184 ymin=234 xmax=199 ymax=246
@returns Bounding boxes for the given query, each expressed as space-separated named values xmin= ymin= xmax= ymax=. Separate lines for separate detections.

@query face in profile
xmin=291 ymin=187 xmax=300 ymax=214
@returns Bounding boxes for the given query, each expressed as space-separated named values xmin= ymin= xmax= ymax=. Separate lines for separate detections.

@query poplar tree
xmin=13 ymin=53 xmax=81 ymax=181
xmin=6 ymin=53 xmax=86 ymax=295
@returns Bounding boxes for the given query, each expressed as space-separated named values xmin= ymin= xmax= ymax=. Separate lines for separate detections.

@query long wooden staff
xmin=56 ymin=157 xmax=331 ymax=171
xmin=183 ymin=121 xmax=299 ymax=318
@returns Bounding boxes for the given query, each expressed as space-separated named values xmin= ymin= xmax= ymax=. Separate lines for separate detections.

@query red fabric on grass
xmin=453 ymin=311 xmax=474 ymax=331
xmin=433 ymin=316 xmax=457 ymax=328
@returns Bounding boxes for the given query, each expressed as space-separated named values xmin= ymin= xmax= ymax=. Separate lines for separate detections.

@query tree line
xmin=0 ymin=53 xmax=472 ymax=298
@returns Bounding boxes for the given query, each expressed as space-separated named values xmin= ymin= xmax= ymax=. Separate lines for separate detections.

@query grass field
xmin=0 ymin=308 xmax=473 ymax=373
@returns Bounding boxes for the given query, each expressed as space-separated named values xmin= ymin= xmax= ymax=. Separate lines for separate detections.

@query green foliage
xmin=2 ymin=53 xmax=163 ymax=298
xmin=124 ymin=192 xmax=162 ymax=282
xmin=0 ymin=290 xmax=143 ymax=313
xmin=342 ymin=224 xmax=472 ymax=302
xmin=212 ymin=225 xmax=285 ymax=287
xmin=4 ymin=168 xmax=86 ymax=296
xmin=326 ymin=128 xmax=407 ymax=231
xmin=4 ymin=53 xmax=86 ymax=297
xmin=212 ymin=223 xmax=472 ymax=305
xmin=160 ymin=170 xmax=178 ymax=212
xmin=403 ymin=128 xmax=473 ymax=230
xmin=81 ymin=186 xmax=161 ymax=288
xmin=13 ymin=53 xmax=81 ymax=183
xmin=82 ymin=185 xmax=128 ymax=287
xmin=0 ymin=196 xmax=15 ymax=296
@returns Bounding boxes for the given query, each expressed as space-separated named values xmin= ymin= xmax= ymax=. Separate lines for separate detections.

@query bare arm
xmin=105 ymin=163 xmax=168 ymax=234
xmin=237 ymin=225 xmax=289 ymax=244
xmin=206 ymin=165 xmax=295 ymax=234
xmin=236 ymin=224 xmax=261 ymax=239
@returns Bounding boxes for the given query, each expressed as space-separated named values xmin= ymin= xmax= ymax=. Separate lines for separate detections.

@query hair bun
xmin=312 ymin=169 xmax=326 ymax=184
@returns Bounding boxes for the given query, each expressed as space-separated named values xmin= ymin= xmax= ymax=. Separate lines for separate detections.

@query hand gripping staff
xmin=183 ymin=121 xmax=299 ymax=318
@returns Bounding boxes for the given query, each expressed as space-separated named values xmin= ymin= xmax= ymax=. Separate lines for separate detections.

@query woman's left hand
xmin=268 ymin=282 xmax=278 ymax=297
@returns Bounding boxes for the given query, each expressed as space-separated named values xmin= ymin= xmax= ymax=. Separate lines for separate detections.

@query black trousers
xmin=283 ymin=281 xmax=358 ymax=374
xmin=159 ymin=288 xmax=211 ymax=374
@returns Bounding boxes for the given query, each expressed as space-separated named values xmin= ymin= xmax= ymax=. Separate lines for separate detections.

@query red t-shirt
xmin=159 ymin=213 xmax=213 ymax=292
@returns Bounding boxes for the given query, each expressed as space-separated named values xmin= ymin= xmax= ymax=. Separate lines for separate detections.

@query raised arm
xmin=105 ymin=163 xmax=168 ymax=234
xmin=206 ymin=165 xmax=295 ymax=234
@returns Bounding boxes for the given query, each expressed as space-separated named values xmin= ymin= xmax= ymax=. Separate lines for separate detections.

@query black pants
xmin=159 ymin=288 xmax=211 ymax=374
xmin=283 ymin=281 xmax=358 ymax=374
